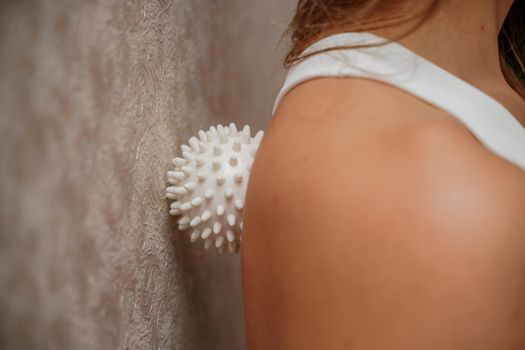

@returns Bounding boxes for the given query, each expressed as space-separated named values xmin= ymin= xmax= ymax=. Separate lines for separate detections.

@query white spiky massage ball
xmin=166 ymin=123 xmax=264 ymax=254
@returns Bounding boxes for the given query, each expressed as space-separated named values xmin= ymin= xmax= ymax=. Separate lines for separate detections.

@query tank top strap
xmin=273 ymin=32 xmax=525 ymax=172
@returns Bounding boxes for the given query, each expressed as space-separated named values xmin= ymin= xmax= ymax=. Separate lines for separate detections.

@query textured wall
xmin=0 ymin=0 xmax=293 ymax=349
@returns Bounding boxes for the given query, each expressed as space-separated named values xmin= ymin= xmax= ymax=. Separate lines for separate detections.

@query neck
xmin=369 ymin=0 xmax=514 ymax=93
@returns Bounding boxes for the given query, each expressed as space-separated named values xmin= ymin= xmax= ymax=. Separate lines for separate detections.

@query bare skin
xmin=370 ymin=0 xmax=525 ymax=126
xmin=241 ymin=0 xmax=525 ymax=349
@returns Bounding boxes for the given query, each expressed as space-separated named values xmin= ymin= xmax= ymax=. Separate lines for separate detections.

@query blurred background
xmin=0 ymin=0 xmax=294 ymax=349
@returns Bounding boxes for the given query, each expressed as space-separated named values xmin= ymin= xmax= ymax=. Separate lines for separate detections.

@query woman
xmin=242 ymin=0 xmax=525 ymax=348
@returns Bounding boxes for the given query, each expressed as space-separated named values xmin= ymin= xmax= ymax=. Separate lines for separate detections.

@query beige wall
xmin=0 ymin=1 xmax=293 ymax=349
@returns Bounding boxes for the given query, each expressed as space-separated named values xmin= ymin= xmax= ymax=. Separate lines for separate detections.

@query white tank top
xmin=273 ymin=32 xmax=525 ymax=172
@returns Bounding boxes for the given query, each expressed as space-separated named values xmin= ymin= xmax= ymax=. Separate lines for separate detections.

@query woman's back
xmin=241 ymin=28 xmax=525 ymax=348
xmin=242 ymin=75 xmax=525 ymax=349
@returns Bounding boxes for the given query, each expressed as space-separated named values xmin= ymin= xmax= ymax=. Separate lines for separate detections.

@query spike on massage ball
xmin=165 ymin=123 xmax=264 ymax=254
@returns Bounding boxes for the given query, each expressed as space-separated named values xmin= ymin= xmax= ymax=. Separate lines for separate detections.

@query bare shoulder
xmin=242 ymin=78 xmax=525 ymax=349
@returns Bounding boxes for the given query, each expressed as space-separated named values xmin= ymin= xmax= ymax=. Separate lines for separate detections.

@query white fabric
xmin=273 ymin=32 xmax=525 ymax=172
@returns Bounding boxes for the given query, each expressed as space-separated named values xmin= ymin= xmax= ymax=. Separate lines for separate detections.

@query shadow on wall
xmin=0 ymin=0 xmax=294 ymax=349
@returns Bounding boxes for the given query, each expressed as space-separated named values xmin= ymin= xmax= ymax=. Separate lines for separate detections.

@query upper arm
xmin=241 ymin=78 xmax=525 ymax=349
